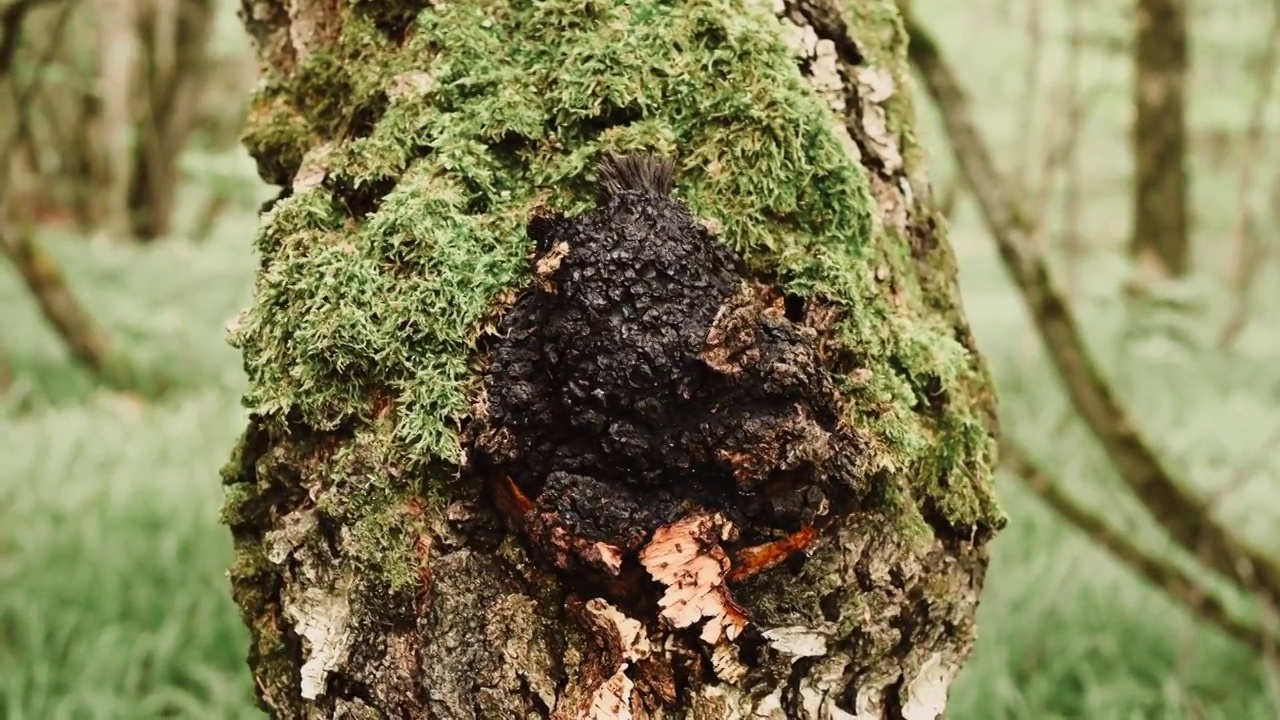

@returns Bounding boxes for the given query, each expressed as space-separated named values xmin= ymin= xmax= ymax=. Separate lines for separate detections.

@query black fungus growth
xmin=470 ymin=154 xmax=847 ymax=558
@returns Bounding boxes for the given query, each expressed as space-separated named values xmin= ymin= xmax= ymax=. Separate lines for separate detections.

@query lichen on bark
xmin=223 ymin=0 xmax=1004 ymax=717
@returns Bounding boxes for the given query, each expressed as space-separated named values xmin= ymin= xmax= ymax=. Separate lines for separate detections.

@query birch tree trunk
xmin=222 ymin=1 xmax=1005 ymax=717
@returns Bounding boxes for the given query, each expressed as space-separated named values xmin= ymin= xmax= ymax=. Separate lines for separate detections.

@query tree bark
xmin=222 ymin=1 xmax=1004 ymax=718
xmin=1131 ymin=0 xmax=1190 ymax=280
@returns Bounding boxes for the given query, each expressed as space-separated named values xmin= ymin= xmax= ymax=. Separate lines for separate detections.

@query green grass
xmin=3 ymin=0 xmax=1280 ymax=716
xmin=0 ymin=391 xmax=257 ymax=719
xmin=0 ymin=197 xmax=264 ymax=718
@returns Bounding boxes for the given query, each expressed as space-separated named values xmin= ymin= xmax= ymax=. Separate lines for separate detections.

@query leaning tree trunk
xmin=222 ymin=1 xmax=1005 ymax=718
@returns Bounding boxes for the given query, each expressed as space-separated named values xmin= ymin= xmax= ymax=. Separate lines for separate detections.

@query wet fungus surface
xmin=467 ymin=155 xmax=863 ymax=606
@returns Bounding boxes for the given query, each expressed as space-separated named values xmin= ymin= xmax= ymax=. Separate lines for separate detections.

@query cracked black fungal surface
xmin=469 ymin=155 xmax=853 ymax=561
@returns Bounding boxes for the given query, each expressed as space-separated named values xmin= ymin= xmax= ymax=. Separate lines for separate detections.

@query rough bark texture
xmin=1131 ymin=0 xmax=1190 ymax=279
xmin=222 ymin=0 xmax=1004 ymax=718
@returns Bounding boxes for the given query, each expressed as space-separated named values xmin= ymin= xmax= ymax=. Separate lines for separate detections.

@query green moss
xmin=222 ymin=504 xmax=297 ymax=711
xmin=228 ymin=539 xmax=274 ymax=582
xmin=241 ymin=87 xmax=314 ymax=186
xmin=219 ymin=482 xmax=260 ymax=527
xmin=231 ymin=0 xmax=1001 ymax=593
xmin=340 ymin=497 xmax=423 ymax=598
xmin=293 ymin=16 xmax=403 ymax=134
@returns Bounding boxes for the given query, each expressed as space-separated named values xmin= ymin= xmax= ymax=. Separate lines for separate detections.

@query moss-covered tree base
xmin=223 ymin=0 xmax=1004 ymax=717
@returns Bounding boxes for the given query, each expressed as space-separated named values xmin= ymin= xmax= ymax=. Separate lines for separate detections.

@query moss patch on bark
xmin=225 ymin=0 xmax=1001 ymax=601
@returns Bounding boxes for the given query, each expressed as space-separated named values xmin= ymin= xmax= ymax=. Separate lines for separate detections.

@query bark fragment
xmin=639 ymin=513 xmax=747 ymax=645
xmin=558 ymin=599 xmax=655 ymax=720
xmin=265 ymin=510 xmax=357 ymax=701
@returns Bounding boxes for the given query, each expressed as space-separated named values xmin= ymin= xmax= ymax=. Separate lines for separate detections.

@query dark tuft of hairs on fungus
xmin=595 ymin=152 xmax=675 ymax=204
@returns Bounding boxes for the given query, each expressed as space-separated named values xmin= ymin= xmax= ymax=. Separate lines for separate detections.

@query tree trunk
xmin=90 ymin=0 xmax=139 ymax=238
xmin=128 ymin=0 xmax=217 ymax=239
xmin=222 ymin=1 xmax=1004 ymax=718
xmin=1131 ymin=0 xmax=1190 ymax=280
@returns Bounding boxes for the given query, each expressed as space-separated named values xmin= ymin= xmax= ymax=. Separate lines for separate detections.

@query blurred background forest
xmin=2 ymin=0 xmax=1279 ymax=717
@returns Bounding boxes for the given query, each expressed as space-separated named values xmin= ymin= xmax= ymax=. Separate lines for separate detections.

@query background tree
xmin=1 ymin=0 xmax=117 ymax=381
xmin=1 ymin=0 xmax=251 ymax=240
xmin=1131 ymin=0 xmax=1190 ymax=281
xmin=222 ymin=0 xmax=1003 ymax=716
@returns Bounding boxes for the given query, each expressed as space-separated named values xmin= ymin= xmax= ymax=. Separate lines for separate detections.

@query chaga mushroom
xmin=467 ymin=152 xmax=861 ymax=637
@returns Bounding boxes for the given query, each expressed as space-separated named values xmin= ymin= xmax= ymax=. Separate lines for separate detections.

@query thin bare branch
xmin=900 ymin=12 xmax=1280 ymax=604
xmin=1013 ymin=0 xmax=1044 ymax=194
xmin=1 ymin=0 xmax=73 ymax=206
xmin=1002 ymin=440 xmax=1280 ymax=655
xmin=0 ymin=0 xmax=63 ymax=76
xmin=0 ymin=230 xmax=111 ymax=374
xmin=1059 ymin=0 xmax=1088 ymax=298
